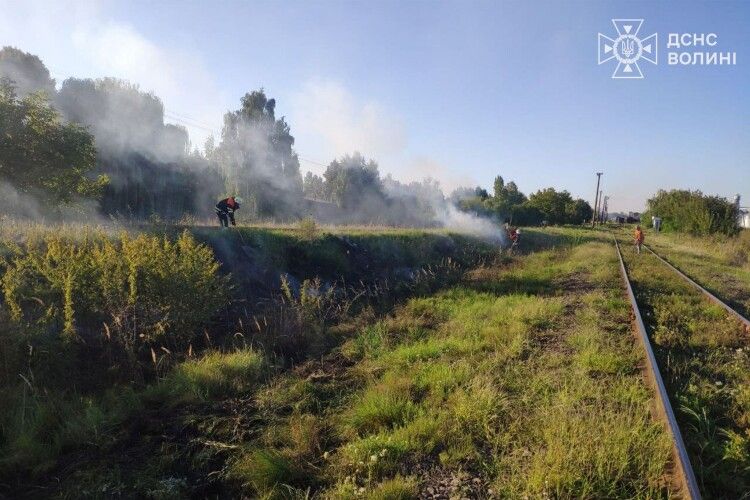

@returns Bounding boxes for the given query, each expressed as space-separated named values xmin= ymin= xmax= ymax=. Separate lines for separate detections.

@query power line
xmin=164 ymin=109 xmax=217 ymax=129
xmin=163 ymin=113 xmax=217 ymax=134
xmin=297 ymin=156 xmax=328 ymax=167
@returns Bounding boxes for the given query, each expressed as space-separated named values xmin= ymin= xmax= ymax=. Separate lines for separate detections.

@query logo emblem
xmin=598 ymin=19 xmax=657 ymax=79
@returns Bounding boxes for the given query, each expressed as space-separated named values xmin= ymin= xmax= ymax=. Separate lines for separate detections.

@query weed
xmin=297 ymin=216 xmax=320 ymax=241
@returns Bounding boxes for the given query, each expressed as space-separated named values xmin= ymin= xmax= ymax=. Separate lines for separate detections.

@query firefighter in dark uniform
xmin=215 ymin=196 xmax=243 ymax=228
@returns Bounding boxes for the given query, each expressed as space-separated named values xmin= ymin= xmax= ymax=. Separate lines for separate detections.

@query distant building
xmin=740 ymin=207 xmax=750 ymax=229
xmin=734 ymin=195 xmax=749 ymax=229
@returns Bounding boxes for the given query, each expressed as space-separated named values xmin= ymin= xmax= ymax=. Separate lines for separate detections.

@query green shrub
xmin=643 ymin=189 xmax=739 ymax=236
xmin=297 ymin=216 xmax=320 ymax=241
xmin=1 ymin=230 xmax=229 ymax=378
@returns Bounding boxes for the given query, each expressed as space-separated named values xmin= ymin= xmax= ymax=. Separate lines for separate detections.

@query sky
xmin=1 ymin=0 xmax=748 ymax=212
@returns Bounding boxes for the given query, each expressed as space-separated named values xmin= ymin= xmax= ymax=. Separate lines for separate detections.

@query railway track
xmin=613 ymin=236 xmax=702 ymax=500
xmin=614 ymin=231 xmax=750 ymax=498
xmin=644 ymin=244 xmax=750 ymax=330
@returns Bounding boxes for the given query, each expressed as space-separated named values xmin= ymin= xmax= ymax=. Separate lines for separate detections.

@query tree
xmin=493 ymin=175 xmax=505 ymax=198
xmin=215 ymin=89 xmax=303 ymax=217
xmin=323 ymin=153 xmax=383 ymax=209
xmin=565 ymin=198 xmax=593 ymax=224
xmin=449 ymin=186 xmax=479 ymax=205
xmin=502 ymin=181 xmax=526 ymax=206
xmin=489 ymin=177 xmax=527 ymax=217
xmin=56 ymin=77 xmax=220 ymax=219
xmin=527 ymin=188 xmax=573 ymax=224
xmin=0 ymin=46 xmax=55 ymax=97
xmin=303 ymin=172 xmax=327 ymax=200
xmin=0 ymin=79 xmax=107 ymax=205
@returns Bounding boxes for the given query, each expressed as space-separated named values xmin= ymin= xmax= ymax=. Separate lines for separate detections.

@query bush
xmin=643 ymin=189 xmax=739 ymax=236
xmin=1 ymin=230 xmax=229 ymax=380
xmin=297 ymin=216 xmax=320 ymax=240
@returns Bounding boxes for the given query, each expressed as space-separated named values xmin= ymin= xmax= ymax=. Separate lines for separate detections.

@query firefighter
xmin=634 ymin=225 xmax=644 ymax=254
xmin=215 ymin=196 xmax=243 ymax=228
xmin=508 ymin=226 xmax=520 ymax=253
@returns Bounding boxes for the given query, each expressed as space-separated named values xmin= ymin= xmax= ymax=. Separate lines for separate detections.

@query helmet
xmin=234 ymin=196 xmax=244 ymax=204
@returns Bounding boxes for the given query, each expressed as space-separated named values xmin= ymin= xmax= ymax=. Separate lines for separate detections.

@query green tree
xmin=216 ymin=89 xmax=303 ymax=217
xmin=490 ymin=178 xmax=527 ymax=214
xmin=303 ymin=172 xmax=327 ymax=200
xmin=526 ymin=188 xmax=573 ymax=224
xmin=0 ymin=79 xmax=107 ymax=204
xmin=0 ymin=46 xmax=55 ymax=97
xmin=323 ymin=153 xmax=383 ymax=208
xmin=493 ymin=175 xmax=505 ymax=198
xmin=565 ymin=198 xmax=593 ymax=224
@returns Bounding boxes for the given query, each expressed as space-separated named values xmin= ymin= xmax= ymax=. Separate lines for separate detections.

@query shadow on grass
xmin=468 ymin=275 xmax=555 ymax=296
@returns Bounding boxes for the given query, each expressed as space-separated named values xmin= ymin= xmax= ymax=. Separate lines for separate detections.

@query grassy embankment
xmin=616 ymin=229 xmax=750 ymax=497
xmin=0 ymin=221 xmax=494 ymax=498
xmin=260 ymin=226 xmax=674 ymax=497
xmin=0 ymin=223 xmax=677 ymax=498
xmin=74 ymin=227 xmax=673 ymax=498
xmin=645 ymin=229 xmax=750 ymax=318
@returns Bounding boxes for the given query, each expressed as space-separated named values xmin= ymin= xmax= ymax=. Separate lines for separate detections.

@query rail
xmin=645 ymin=244 xmax=750 ymax=329
xmin=613 ymin=236 xmax=702 ymax=500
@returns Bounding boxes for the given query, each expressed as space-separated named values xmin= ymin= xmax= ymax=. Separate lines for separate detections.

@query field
xmin=3 ymin=222 xmax=748 ymax=498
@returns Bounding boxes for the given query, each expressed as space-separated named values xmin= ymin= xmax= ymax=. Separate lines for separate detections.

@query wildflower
xmin=370 ymin=454 xmax=377 ymax=462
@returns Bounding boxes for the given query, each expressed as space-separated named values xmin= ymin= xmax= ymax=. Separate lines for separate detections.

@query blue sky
xmin=1 ymin=0 xmax=747 ymax=211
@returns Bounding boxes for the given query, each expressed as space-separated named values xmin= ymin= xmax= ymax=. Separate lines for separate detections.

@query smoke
xmin=0 ymin=182 xmax=46 ymax=221
xmin=382 ymin=175 xmax=508 ymax=244
xmin=0 ymin=47 xmax=55 ymax=97
xmin=0 ymin=181 xmax=107 ymax=225
xmin=301 ymin=155 xmax=507 ymax=245
xmin=1 ymin=45 xmax=506 ymax=242
xmin=56 ymin=77 xmax=190 ymax=161
xmin=436 ymin=202 xmax=508 ymax=245
xmin=291 ymin=79 xmax=407 ymax=169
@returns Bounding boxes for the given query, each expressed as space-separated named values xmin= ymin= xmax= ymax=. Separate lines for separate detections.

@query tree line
xmin=449 ymin=176 xmax=594 ymax=226
xmin=1 ymin=46 xmax=597 ymax=227
xmin=0 ymin=47 xmax=302 ymax=221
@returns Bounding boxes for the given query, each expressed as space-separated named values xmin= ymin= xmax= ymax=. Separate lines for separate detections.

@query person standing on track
xmin=634 ymin=225 xmax=645 ymax=254
xmin=215 ymin=196 xmax=243 ymax=228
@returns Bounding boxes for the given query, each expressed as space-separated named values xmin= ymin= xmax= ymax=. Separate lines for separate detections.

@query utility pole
xmin=602 ymin=195 xmax=609 ymax=223
xmin=592 ymin=172 xmax=603 ymax=227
